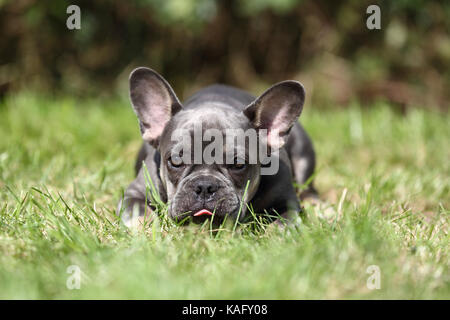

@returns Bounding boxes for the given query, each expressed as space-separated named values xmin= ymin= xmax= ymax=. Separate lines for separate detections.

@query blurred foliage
xmin=0 ymin=0 xmax=448 ymax=110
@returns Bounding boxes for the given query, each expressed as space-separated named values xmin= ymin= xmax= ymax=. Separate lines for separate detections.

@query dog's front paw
xmin=264 ymin=210 xmax=303 ymax=236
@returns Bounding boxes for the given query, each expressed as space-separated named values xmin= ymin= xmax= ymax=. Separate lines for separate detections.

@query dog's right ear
xmin=129 ymin=67 xmax=182 ymax=147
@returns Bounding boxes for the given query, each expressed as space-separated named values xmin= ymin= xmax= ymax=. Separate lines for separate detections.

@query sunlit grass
xmin=0 ymin=93 xmax=448 ymax=299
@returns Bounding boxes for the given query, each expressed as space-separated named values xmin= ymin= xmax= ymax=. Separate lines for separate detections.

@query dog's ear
xmin=244 ymin=81 xmax=305 ymax=149
xmin=129 ymin=67 xmax=182 ymax=147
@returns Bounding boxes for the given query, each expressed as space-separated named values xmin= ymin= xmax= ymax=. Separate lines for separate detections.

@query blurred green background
xmin=0 ymin=1 xmax=449 ymax=299
xmin=0 ymin=0 xmax=449 ymax=110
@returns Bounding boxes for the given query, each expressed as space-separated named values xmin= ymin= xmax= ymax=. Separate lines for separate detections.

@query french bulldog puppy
xmin=117 ymin=67 xmax=316 ymax=227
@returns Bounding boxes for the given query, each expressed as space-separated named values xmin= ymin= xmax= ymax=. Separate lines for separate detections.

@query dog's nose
xmin=194 ymin=182 xmax=218 ymax=198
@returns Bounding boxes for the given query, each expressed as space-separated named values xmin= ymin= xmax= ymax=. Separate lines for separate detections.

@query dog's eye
xmin=168 ymin=155 xmax=183 ymax=168
xmin=229 ymin=159 xmax=246 ymax=171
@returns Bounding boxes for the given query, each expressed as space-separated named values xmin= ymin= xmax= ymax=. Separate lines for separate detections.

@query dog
xmin=117 ymin=67 xmax=316 ymax=227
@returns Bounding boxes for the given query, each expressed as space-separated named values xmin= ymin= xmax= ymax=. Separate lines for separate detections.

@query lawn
xmin=0 ymin=93 xmax=448 ymax=299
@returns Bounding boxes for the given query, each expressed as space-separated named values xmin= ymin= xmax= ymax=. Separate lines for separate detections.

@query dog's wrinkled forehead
xmin=160 ymin=104 xmax=251 ymax=150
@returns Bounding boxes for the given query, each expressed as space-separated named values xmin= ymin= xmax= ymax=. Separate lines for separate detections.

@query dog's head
xmin=129 ymin=67 xmax=305 ymax=224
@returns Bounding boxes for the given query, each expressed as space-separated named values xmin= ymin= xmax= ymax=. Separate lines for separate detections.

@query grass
xmin=0 ymin=92 xmax=448 ymax=299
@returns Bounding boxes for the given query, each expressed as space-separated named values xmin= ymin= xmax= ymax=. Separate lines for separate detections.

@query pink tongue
xmin=193 ymin=209 xmax=213 ymax=217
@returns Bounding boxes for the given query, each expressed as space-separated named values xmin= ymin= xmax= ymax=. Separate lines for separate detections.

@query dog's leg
xmin=117 ymin=145 xmax=164 ymax=228
xmin=276 ymin=199 xmax=304 ymax=226
xmin=117 ymin=177 xmax=151 ymax=228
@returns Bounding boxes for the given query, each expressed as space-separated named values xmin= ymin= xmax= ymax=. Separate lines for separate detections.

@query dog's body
xmin=118 ymin=68 xmax=316 ymax=227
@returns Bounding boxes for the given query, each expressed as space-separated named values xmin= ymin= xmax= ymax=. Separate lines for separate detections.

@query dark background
xmin=0 ymin=0 xmax=448 ymax=110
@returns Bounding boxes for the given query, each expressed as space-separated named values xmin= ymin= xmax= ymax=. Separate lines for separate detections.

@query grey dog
xmin=117 ymin=67 xmax=316 ymax=227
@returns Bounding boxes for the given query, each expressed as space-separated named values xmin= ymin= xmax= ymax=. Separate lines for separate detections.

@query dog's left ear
xmin=244 ymin=81 xmax=305 ymax=149
xmin=129 ymin=67 xmax=182 ymax=147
